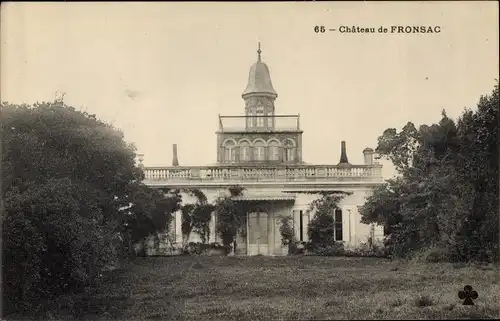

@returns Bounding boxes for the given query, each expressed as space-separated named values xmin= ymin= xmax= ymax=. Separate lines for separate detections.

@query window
xmin=256 ymin=108 xmax=264 ymax=127
xmin=269 ymin=141 xmax=280 ymax=161
xmin=224 ymin=141 xmax=236 ymax=162
xmin=284 ymin=139 xmax=295 ymax=162
xmin=254 ymin=142 xmax=265 ymax=161
xmin=240 ymin=142 xmax=250 ymax=161
xmin=334 ymin=209 xmax=343 ymax=241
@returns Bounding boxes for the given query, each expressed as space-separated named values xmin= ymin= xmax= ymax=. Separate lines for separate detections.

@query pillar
xmin=268 ymin=210 xmax=274 ymax=255
xmin=302 ymin=211 xmax=310 ymax=242
xmin=209 ymin=212 xmax=216 ymax=243
xmin=342 ymin=207 xmax=351 ymax=247
xmin=175 ymin=210 xmax=182 ymax=244
xmin=350 ymin=206 xmax=358 ymax=246
xmin=293 ymin=209 xmax=300 ymax=241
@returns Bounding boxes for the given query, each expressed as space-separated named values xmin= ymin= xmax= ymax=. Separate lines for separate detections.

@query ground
xmin=64 ymin=256 xmax=498 ymax=320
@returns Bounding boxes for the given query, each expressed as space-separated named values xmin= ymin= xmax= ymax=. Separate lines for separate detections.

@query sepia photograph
xmin=1 ymin=1 xmax=499 ymax=320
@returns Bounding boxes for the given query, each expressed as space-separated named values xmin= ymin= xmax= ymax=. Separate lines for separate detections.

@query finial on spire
xmin=257 ymin=42 xmax=261 ymax=62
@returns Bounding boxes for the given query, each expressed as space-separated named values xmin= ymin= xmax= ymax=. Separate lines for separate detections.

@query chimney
xmin=338 ymin=141 xmax=350 ymax=165
xmin=363 ymin=148 xmax=374 ymax=165
xmin=172 ymin=144 xmax=179 ymax=166
xmin=136 ymin=153 xmax=144 ymax=168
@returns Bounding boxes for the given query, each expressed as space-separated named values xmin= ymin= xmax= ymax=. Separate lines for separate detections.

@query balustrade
xmin=143 ymin=164 xmax=382 ymax=183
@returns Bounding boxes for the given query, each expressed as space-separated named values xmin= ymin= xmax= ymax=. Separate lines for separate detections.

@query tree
xmin=214 ymin=185 xmax=247 ymax=253
xmin=360 ymin=83 xmax=499 ymax=262
xmin=179 ymin=189 xmax=215 ymax=248
xmin=1 ymin=100 xmax=177 ymax=316
xmin=307 ymin=192 xmax=349 ymax=250
xmin=124 ymin=185 xmax=181 ymax=256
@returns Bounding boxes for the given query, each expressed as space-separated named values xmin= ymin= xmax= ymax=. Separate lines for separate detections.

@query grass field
xmin=61 ymin=256 xmax=498 ymax=320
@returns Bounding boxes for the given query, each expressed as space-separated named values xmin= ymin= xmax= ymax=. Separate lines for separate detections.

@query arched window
xmin=253 ymin=141 xmax=265 ymax=161
xmin=284 ymin=139 xmax=296 ymax=162
xmin=239 ymin=141 xmax=250 ymax=162
xmin=269 ymin=141 xmax=280 ymax=161
xmin=224 ymin=140 xmax=236 ymax=162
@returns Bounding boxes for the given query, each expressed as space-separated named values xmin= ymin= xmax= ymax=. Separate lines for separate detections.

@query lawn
xmin=62 ymin=256 xmax=499 ymax=320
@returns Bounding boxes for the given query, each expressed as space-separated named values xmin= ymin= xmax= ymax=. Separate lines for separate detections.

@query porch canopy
xmin=231 ymin=194 xmax=296 ymax=202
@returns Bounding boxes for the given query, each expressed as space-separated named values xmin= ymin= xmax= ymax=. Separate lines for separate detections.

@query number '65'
xmin=314 ymin=26 xmax=325 ymax=33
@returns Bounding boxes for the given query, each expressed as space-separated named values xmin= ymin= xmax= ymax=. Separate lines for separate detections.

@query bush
xmin=184 ymin=242 xmax=231 ymax=255
xmin=288 ymin=241 xmax=306 ymax=255
xmin=2 ymin=179 xmax=118 ymax=316
xmin=344 ymin=240 xmax=388 ymax=258
xmin=410 ymin=246 xmax=451 ymax=263
xmin=305 ymin=241 xmax=345 ymax=256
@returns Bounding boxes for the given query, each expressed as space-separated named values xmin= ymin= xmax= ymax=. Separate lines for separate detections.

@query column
xmin=350 ymin=206 xmax=358 ymax=246
xmin=175 ymin=210 xmax=182 ymax=244
xmin=293 ymin=209 xmax=300 ymax=241
xmin=209 ymin=212 xmax=216 ymax=243
xmin=341 ymin=207 xmax=351 ymax=248
xmin=268 ymin=210 xmax=274 ymax=255
xmin=303 ymin=210 xmax=309 ymax=242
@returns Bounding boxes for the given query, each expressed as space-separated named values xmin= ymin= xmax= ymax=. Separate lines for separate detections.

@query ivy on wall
xmin=177 ymin=187 xmax=353 ymax=253
xmin=306 ymin=192 xmax=351 ymax=248
xmin=180 ymin=189 xmax=215 ymax=247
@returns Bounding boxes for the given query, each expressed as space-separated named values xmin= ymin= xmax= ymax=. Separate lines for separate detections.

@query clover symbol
xmin=458 ymin=285 xmax=478 ymax=305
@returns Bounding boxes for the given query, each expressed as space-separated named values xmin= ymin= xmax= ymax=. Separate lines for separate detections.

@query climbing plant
xmin=181 ymin=203 xmax=195 ymax=249
xmin=180 ymin=189 xmax=215 ymax=246
xmin=191 ymin=203 xmax=215 ymax=244
xmin=307 ymin=192 xmax=351 ymax=251
xmin=278 ymin=215 xmax=296 ymax=253
xmin=214 ymin=185 xmax=249 ymax=252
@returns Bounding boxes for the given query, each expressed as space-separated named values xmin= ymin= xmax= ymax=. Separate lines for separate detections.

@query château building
xmin=141 ymin=44 xmax=384 ymax=255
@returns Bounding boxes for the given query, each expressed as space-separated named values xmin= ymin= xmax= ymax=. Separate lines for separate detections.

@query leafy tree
xmin=179 ymin=189 xmax=215 ymax=248
xmin=214 ymin=185 xmax=248 ymax=253
xmin=307 ymin=193 xmax=349 ymax=250
xmin=1 ymin=100 xmax=178 ymax=316
xmin=278 ymin=215 xmax=296 ymax=247
xmin=360 ymin=83 xmax=499 ymax=262
xmin=124 ymin=185 xmax=181 ymax=256
xmin=181 ymin=204 xmax=196 ymax=248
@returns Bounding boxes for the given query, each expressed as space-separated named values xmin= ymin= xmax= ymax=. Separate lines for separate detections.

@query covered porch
xmin=231 ymin=195 xmax=296 ymax=256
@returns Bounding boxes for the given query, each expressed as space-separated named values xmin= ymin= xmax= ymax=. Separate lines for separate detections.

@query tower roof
xmin=242 ymin=43 xmax=277 ymax=97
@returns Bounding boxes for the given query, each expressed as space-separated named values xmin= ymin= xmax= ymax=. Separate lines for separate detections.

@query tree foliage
xmin=360 ymin=83 xmax=499 ymax=262
xmin=214 ymin=186 xmax=248 ymax=251
xmin=307 ymin=193 xmax=349 ymax=249
xmin=1 ymin=101 xmax=178 ymax=316
xmin=180 ymin=189 xmax=215 ymax=247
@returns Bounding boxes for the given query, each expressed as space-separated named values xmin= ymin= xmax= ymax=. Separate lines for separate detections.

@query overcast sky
xmin=2 ymin=2 xmax=498 ymax=179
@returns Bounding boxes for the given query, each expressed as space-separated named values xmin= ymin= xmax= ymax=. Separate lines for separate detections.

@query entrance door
xmin=247 ymin=212 xmax=268 ymax=255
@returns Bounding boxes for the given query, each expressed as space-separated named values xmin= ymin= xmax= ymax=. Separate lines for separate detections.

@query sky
xmin=2 ymin=2 xmax=498 ymax=180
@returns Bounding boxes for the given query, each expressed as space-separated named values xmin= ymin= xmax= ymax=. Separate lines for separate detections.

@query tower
xmin=217 ymin=43 xmax=303 ymax=165
xmin=242 ymin=42 xmax=278 ymax=130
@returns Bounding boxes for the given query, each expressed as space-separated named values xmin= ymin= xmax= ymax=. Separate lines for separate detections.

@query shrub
xmin=345 ymin=239 xmax=388 ymax=258
xmin=305 ymin=241 xmax=345 ymax=256
xmin=183 ymin=242 xmax=231 ymax=255
xmin=2 ymin=179 xmax=118 ymax=316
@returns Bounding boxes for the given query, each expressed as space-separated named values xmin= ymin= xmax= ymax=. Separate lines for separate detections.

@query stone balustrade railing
xmin=143 ymin=164 xmax=383 ymax=184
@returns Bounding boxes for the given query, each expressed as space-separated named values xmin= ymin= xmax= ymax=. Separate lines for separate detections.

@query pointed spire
xmin=172 ymin=144 xmax=179 ymax=167
xmin=338 ymin=141 xmax=350 ymax=165
xmin=242 ymin=42 xmax=277 ymax=97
